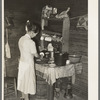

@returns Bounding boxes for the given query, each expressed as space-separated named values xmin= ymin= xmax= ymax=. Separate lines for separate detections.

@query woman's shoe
xmin=20 ymin=97 xmax=25 ymax=100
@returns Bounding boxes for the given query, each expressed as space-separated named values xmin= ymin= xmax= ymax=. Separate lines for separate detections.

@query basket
xmin=68 ymin=55 xmax=82 ymax=64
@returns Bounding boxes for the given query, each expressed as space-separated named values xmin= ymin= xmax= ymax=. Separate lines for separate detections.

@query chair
xmin=4 ymin=59 xmax=18 ymax=97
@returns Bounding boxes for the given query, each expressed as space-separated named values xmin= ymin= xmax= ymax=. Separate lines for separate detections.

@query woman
xmin=17 ymin=20 xmax=40 ymax=100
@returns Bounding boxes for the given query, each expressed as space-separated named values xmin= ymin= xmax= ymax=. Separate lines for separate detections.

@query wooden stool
xmin=4 ymin=59 xmax=18 ymax=97
xmin=4 ymin=77 xmax=17 ymax=97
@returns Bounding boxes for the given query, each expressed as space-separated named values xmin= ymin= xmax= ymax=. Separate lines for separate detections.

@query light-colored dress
xmin=17 ymin=34 xmax=37 ymax=95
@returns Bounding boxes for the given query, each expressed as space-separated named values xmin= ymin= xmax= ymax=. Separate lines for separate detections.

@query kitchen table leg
xmin=67 ymin=76 xmax=73 ymax=98
xmin=64 ymin=76 xmax=73 ymax=98
xmin=47 ymin=84 xmax=54 ymax=100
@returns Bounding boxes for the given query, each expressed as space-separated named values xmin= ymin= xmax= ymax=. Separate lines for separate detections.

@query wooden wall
xmin=4 ymin=0 xmax=50 ymax=23
xmin=50 ymin=0 xmax=88 ymax=17
xmin=4 ymin=10 xmax=28 ymax=77
xmin=69 ymin=29 xmax=88 ymax=100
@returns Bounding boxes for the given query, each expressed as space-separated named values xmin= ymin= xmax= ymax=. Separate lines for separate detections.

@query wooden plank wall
xmin=4 ymin=10 xmax=29 ymax=76
xmin=50 ymin=0 xmax=87 ymax=17
xmin=69 ymin=29 xmax=88 ymax=100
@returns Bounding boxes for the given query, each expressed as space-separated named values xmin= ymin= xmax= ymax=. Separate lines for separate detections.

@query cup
xmin=66 ymin=60 xmax=70 ymax=65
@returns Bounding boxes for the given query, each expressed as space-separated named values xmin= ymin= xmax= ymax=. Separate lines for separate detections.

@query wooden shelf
xmin=44 ymin=17 xmax=63 ymax=21
xmin=42 ymin=30 xmax=62 ymax=36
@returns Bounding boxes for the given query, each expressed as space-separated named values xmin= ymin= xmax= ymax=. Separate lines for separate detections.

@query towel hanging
xmin=5 ymin=28 xmax=11 ymax=58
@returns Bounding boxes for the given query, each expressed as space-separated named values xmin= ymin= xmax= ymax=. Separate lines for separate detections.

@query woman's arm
xmin=34 ymin=53 xmax=39 ymax=58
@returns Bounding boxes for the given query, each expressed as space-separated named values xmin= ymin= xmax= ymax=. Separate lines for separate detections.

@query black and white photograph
xmin=2 ymin=0 xmax=98 ymax=100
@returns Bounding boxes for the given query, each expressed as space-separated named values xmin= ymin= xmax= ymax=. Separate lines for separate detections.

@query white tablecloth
xmin=35 ymin=63 xmax=82 ymax=85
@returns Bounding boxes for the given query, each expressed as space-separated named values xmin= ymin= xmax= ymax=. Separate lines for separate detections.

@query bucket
xmin=54 ymin=52 xmax=68 ymax=66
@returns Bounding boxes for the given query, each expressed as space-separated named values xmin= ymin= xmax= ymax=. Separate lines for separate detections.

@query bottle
xmin=47 ymin=43 xmax=54 ymax=60
xmin=40 ymin=36 xmax=44 ymax=50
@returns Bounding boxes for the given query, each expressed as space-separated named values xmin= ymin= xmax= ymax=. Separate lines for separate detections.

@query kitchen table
xmin=35 ymin=63 xmax=82 ymax=100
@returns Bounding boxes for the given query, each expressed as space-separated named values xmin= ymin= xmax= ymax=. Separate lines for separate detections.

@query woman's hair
xmin=25 ymin=20 xmax=40 ymax=33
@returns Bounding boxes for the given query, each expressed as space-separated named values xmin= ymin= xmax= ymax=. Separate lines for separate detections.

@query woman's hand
xmin=34 ymin=53 xmax=39 ymax=58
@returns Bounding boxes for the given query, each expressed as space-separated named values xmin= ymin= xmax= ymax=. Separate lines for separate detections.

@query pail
xmin=54 ymin=52 xmax=68 ymax=66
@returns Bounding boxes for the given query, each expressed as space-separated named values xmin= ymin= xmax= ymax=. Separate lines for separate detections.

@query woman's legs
xmin=22 ymin=92 xmax=24 ymax=98
xmin=21 ymin=92 xmax=29 ymax=100
xmin=24 ymin=94 xmax=29 ymax=100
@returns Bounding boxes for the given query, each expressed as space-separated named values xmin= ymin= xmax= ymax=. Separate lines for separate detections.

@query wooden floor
xmin=4 ymin=91 xmax=46 ymax=100
xmin=4 ymin=76 xmax=86 ymax=100
xmin=4 ymin=91 xmax=85 ymax=100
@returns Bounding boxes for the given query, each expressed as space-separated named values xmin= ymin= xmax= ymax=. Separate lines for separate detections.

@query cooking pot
xmin=54 ymin=52 xmax=68 ymax=66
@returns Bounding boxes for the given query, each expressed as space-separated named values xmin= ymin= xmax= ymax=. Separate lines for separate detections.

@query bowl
xmin=68 ymin=55 xmax=82 ymax=64
xmin=35 ymin=58 xmax=49 ymax=64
